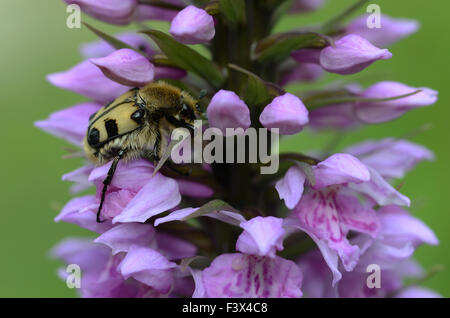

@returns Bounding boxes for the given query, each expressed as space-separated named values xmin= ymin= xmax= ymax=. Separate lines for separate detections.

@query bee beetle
xmin=83 ymin=81 xmax=204 ymax=222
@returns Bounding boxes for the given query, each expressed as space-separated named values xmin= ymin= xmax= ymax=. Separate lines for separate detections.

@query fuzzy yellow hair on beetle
xmin=83 ymin=81 xmax=203 ymax=222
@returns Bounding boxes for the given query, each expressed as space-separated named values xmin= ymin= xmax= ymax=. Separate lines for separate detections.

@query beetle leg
xmin=96 ymin=149 xmax=125 ymax=223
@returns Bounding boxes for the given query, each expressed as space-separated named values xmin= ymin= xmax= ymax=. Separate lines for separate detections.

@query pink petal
xmin=292 ymin=190 xmax=360 ymax=272
xmin=62 ymin=165 xmax=95 ymax=194
xmin=345 ymin=138 xmax=434 ymax=178
xmin=113 ymin=173 xmax=181 ymax=223
xmin=35 ymin=103 xmax=101 ymax=146
xmin=207 ymin=90 xmax=251 ymax=136
xmin=236 ymin=216 xmax=285 ymax=258
xmin=320 ymin=34 xmax=392 ymax=75
xmin=94 ymin=223 xmax=157 ymax=255
xmin=348 ymin=167 xmax=411 ymax=206
xmin=102 ymin=189 xmax=136 ymax=218
xmin=89 ymin=159 xmax=154 ymax=193
xmin=395 ymin=287 xmax=441 ymax=298
xmin=154 ymin=207 xmax=245 ymax=227
xmin=119 ymin=246 xmax=177 ymax=294
xmin=156 ymin=232 xmax=197 ymax=260
xmin=154 ymin=207 xmax=198 ymax=226
xmin=169 ymin=5 xmax=215 ymax=44
xmin=154 ymin=65 xmax=187 ymax=80
xmin=308 ymin=103 xmax=360 ymax=131
xmin=313 ymin=153 xmax=370 ymax=189
xmin=202 ymin=253 xmax=303 ymax=297
xmin=54 ymin=196 xmax=113 ymax=233
xmin=354 ymin=81 xmax=438 ymax=123
xmin=275 ymin=165 xmax=306 ymax=209
xmin=51 ymin=238 xmax=110 ymax=272
xmin=80 ymin=32 xmax=156 ymax=59
xmin=378 ymin=205 xmax=439 ymax=246
xmin=90 ymin=49 xmax=154 ymax=87
xmin=279 ymin=63 xmax=324 ymax=86
xmin=291 ymin=48 xmax=321 ymax=64
xmin=135 ymin=3 xmax=179 ymax=22
xmin=259 ymin=93 xmax=309 ymax=135
xmin=296 ymin=248 xmax=337 ymax=296
xmin=47 ymin=60 xmax=131 ymax=103
xmin=347 ymin=14 xmax=419 ymax=48
xmin=190 ymin=269 xmax=207 ymax=298
xmin=177 ymin=179 xmax=214 ymax=198
xmin=336 ymin=194 xmax=380 ymax=238
xmin=64 ymin=0 xmax=137 ymax=25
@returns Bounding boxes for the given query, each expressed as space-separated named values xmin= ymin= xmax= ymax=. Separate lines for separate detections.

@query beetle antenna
xmin=96 ymin=150 xmax=125 ymax=223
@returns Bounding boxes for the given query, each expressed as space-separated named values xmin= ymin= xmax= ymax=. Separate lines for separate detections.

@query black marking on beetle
xmin=165 ymin=115 xmax=194 ymax=134
xmin=181 ymin=103 xmax=196 ymax=120
xmin=88 ymin=100 xmax=134 ymax=130
xmin=89 ymin=111 xmax=97 ymax=121
xmin=105 ymin=119 xmax=119 ymax=138
xmin=104 ymin=100 xmax=114 ymax=109
xmin=92 ymin=127 xmax=142 ymax=155
xmin=87 ymin=128 xmax=100 ymax=147
xmin=131 ymin=109 xmax=145 ymax=124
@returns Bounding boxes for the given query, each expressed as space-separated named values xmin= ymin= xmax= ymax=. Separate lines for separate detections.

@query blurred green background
xmin=1 ymin=0 xmax=448 ymax=297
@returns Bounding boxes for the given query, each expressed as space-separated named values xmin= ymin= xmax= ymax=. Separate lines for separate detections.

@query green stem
xmin=387 ymin=265 xmax=445 ymax=298
xmin=279 ymin=152 xmax=321 ymax=165
xmin=321 ymin=0 xmax=370 ymax=33
xmin=137 ymin=0 xmax=184 ymax=11
xmin=306 ymin=90 xmax=423 ymax=110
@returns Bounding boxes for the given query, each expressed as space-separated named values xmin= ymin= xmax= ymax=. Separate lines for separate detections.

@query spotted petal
xmin=201 ymin=253 xmax=303 ymax=298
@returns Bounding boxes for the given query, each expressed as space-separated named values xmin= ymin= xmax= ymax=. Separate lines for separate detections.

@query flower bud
xmin=354 ymin=81 xmax=438 ymax=123
xmin=169 ymin=5 xmax=215 ymax=44
xmin=345 ymin=138 xmax=435 ymax=179
xmin=320 ymin=34 xmax=392 ymax=75
xmin=259 ymin=93 xmax=309 ymax=135
xmin=309 ymin=103 xmax=359 ymax=131
xmin=279 ymin=63 xmax=324 ymax=86
xmin=47 ymin=60 xmax=130 ymax=103
xmin=291 ymin=48 xmax=321 ymax=65
xmin=90 ymin=49 xmax=155 ymax=87
xmin=207 ymin=90 xmax=251 ymax=135
xmin=64 ymin=0 xmax=137 ymax=25
xmin=347 ymin=14 xmax=419 ymax=47
xmin=154 ymin=66 xmax=187 ymax=80
xmin=80 ymin=32 xmax=156 ymax=59
xmin=134 ymin=3 xmax=179 ymax=22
